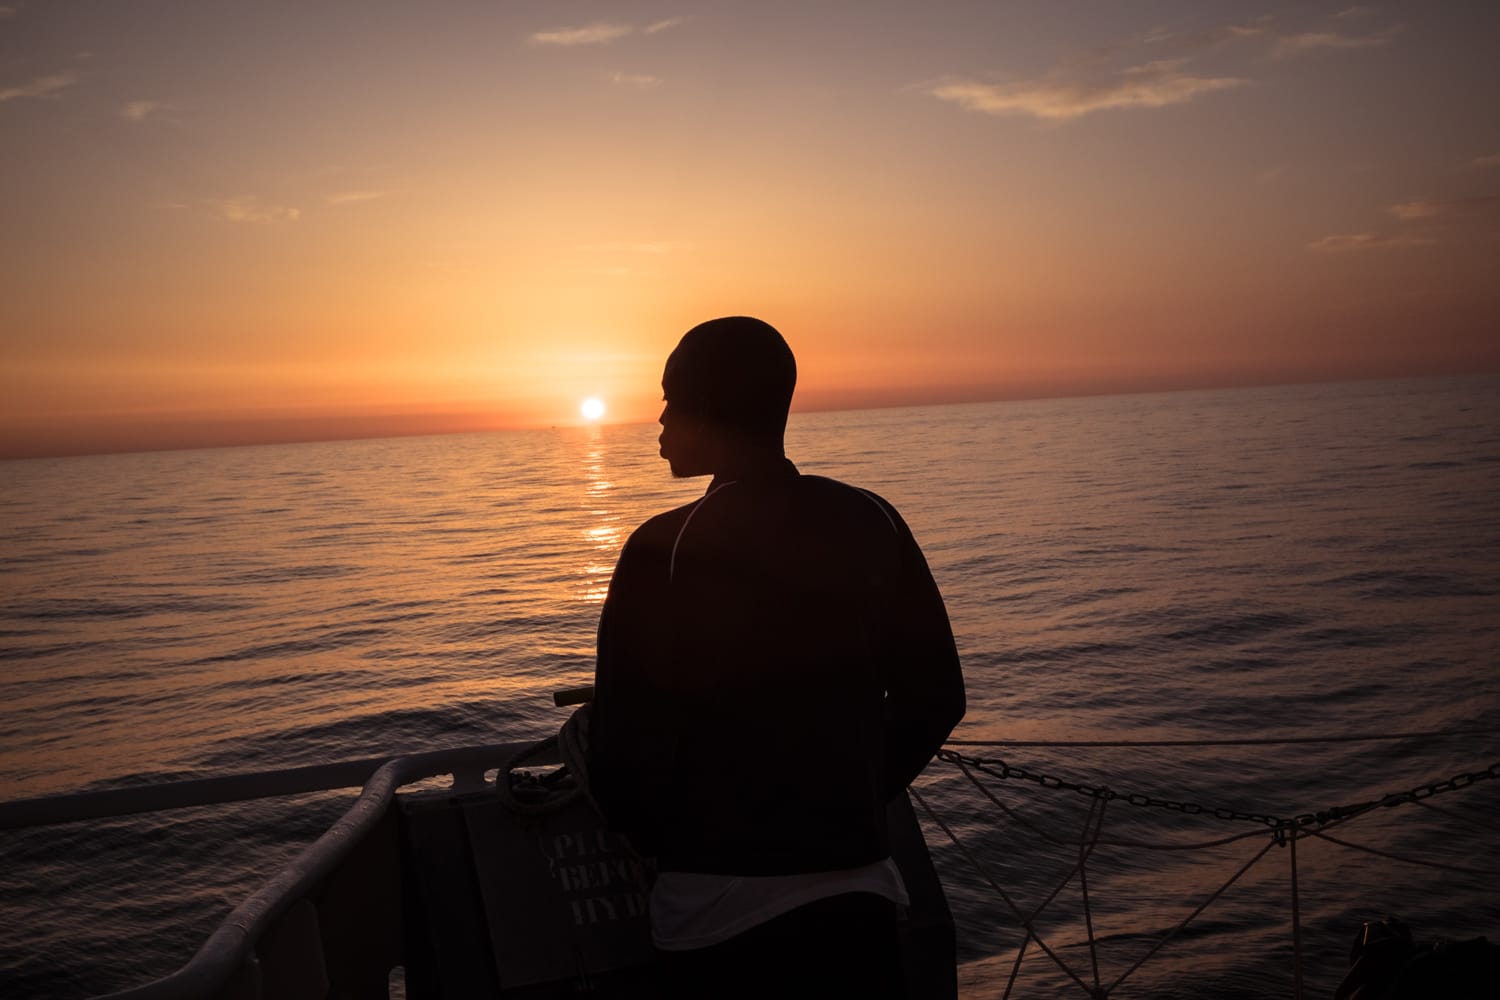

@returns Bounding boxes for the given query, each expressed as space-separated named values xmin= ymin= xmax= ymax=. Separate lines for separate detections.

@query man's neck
xmin=709 ymin=448 xmax=794 ymax=486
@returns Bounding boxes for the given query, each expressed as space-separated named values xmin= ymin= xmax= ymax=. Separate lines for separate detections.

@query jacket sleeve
xmin=880 ymin=514 xmax=965 ymax=798
xmin=586 ymin=528 xmax=676 ymax=850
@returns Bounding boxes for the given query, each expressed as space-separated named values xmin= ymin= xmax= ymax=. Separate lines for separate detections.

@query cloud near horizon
xmin=121 ymin=99 xmax=168 ymax=122
xmin=643 ymin=18 xmax=686 ymax=35
xmin=580 ymin=240 xmax=693 ymax=255
xmin=211 ymin=196 xmax=300 ymax=224
xmin=1306 ymin=232 xmax=1435 ymax=253
xmin=530 ymin=17 xmax=684 ymax=47
xmin=610 ymin=71 xmax=663 ymax=89
xmin=1389 ymin=198 xmax=1440 ymax=221
xmin=1272 ymin=26 xmax=1400 ymax=58
xmin=325 ymin=189 xmax=391 ymax=206
xmin=925 ymin=59 xmax=1247 ymax=121
xmin=0 ymin=72 xmax=79 ymax=103
xmin=926 ymin=11 xmax=1404 ymax=125
xmin=1140 ymin=20 xmax=1269 ymax=50
xmin=1389 ymin=195 xmax=1500 ymax=220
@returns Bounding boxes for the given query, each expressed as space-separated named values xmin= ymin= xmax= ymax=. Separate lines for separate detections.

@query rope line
xmin=1089 ymin=827 xmax=1279 ymax=852
xmin=917 ymin=742 xmax=1497 ymax=997
xmin=1306 ymin=829 xmax=1500 ymax=879
xmin=909 ymin=786 xmax=1095 ymax=996
xmin=1411 ymin=796 xmax=1500 ymax=837
xmin=1107 ymin=837 xmax=1278 ymax=994
xmin=1020 ymin=816 xmax=1102 ymax=930
xmin=953 ymin=756 xmax=1072 ymax=848
xmin=1002 ymin=932 xmax=1031 ymax=1000
xmin=946 ymin=726 xmax=1500 ymax=749
xmin=1077 ymin=796 xmax=1107 ymax=998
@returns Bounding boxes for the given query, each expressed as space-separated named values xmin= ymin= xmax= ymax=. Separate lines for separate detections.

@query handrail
xmin=0 ymin=741 xmax=550 ymax=831
xmin=0 ymin=742 xmax=553 ymax=1000
xmin=1 ymin=757 xmax=386 ymax=831
xmin=16 ymin=726 xmax=1491 ymax=832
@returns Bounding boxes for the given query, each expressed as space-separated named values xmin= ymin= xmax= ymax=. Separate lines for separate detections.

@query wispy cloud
xmin=530 ymin=17 xmax=685 ymax=46
xmin=530 ymin=22 xmax=633 ymax=46
xmin=0 ymin=72 xmax=79 ymax=103
xmin=1141 ymin=20 xmax=1270 ymax=50
xmin=1306 ymin=232 xmax=1434 ymax=253
xmin=643 ymin=17 xmax=686 ymax=35
xmin=325 ymin=189 xmax=391 ymax=206
xmin=925 ymin=12 xmax=1401 ymax=126
xmin=580 ymin=240 xmax=693 ymax=255
xmin=610 ymin=71 xmax=663 ymax=90
xmin=1470 ymin=153 xmax=1500 ymax=169
xmin=210 ymin=196 xmax=300 ymax=224
xmin=1389 ymin=195 xmax=1500 ymax=220
xmin=924 ymin=59 xmax=1247 ymax=121
xmin=0 ymin=6 xmax=17 ymax=18
xmin=1272 ymin=26 xmax=1399 ymax=58
xmin=1134 ymin=13 xmax=1399 ymax=64
xmin=1389 ymin=198 xmax=1440 ymax=221
xmin=120 ymin=99 xmax=169 ymax=123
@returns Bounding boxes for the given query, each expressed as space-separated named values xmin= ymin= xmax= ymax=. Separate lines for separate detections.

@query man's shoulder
xmin=620 ymin=499 xmax=699 ymax=556
xmin=796 ymin=472 xmax=887 ymax=501
xmin=795 ymin=474 xmax=905 ymax=530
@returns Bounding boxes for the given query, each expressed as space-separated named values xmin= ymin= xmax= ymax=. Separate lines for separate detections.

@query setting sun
xmin=580 ymin=397 xmax=606 ymax=421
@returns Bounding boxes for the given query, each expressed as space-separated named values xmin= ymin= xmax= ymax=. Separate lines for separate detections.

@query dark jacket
xmin=588 ymin=459 xmax=965 ymax=876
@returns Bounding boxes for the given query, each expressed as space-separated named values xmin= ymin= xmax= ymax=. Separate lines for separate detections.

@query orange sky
xmin=2 ymin=2 xmax=1498 ymax=459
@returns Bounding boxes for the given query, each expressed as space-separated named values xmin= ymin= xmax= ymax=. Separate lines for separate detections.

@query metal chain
xmin=935 ymin=749 xmax=1500 ymax=836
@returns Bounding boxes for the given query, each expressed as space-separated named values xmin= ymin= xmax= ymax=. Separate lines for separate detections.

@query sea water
xmin=2 ymin=376 xmax=1498 ymax=998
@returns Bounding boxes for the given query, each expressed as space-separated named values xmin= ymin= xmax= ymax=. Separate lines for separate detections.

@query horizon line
xmin=3 ymin=369 xmax=1494 ymax=463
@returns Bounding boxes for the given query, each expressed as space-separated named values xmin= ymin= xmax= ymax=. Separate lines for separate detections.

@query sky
xmin=2 ymin=1 xmax=1497 ymax=459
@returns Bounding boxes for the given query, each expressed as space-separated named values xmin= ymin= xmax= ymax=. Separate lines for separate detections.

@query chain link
xmin=935 ymin=748 xmax=1500 ymax=837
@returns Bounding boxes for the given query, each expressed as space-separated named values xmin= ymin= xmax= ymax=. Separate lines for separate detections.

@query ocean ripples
xmin=191 ymin=699 xmax=543 ymax=772
xmin=1157 ymin=610 xmax=1310 ymax=648
xmin=230 ymin=563 xmax=356 ymax=585
xmin=187 ymin=628 xmax=393 ymax=665
xmin=1327 ymin=568 xmax=1494 ymax=599
xmin=2 ymin=379 xmax=1499 ymax=998
xmin=0 ymin=596 xmax=248 ymax=622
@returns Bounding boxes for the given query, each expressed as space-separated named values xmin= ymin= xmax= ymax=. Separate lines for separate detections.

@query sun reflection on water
xmin=577 ymin=426 xmax=623 ymax=604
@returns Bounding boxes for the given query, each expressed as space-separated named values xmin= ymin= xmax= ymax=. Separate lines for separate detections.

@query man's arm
xmin=881 ymin=517 xmax=965 ymax=798
xmin=586 ymin=528 xmax=676 ymax=848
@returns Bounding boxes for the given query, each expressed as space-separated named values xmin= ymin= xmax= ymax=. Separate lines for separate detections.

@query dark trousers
xmin=658 ymin=891 xmax=904 ymax=999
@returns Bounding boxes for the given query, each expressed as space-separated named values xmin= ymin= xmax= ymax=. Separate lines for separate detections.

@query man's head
xmin=659 ymin=316 xmax=796 ymax=477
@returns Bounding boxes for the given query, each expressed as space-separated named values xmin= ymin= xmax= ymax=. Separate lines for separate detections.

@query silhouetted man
xmin=588 ymin=316 xmax=964 ymax=999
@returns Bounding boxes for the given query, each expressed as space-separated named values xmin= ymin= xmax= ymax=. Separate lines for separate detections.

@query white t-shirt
xmin=650 ymin=857 xmax=909 ymax=951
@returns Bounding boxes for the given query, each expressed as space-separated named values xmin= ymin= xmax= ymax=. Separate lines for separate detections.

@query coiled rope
xmin=494 ymin=704 xmax=594 ymax=816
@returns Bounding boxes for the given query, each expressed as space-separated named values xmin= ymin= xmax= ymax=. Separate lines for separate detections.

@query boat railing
xmin=0 ymin=744 xmax=515 ymax=832
xmin=918 ymin=729 xmax=1500 ymax=1000
xmin=5 ymin=727 xmax=1497 ymax=999
xmin=2 ymin=742 xmax=546 ymax=1000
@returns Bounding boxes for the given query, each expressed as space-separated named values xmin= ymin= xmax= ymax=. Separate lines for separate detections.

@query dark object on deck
xmin=552 ymin=686 xmax=596 ymax=707
xmin=1334 ymin=917 xmax=1500 ymax=1000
